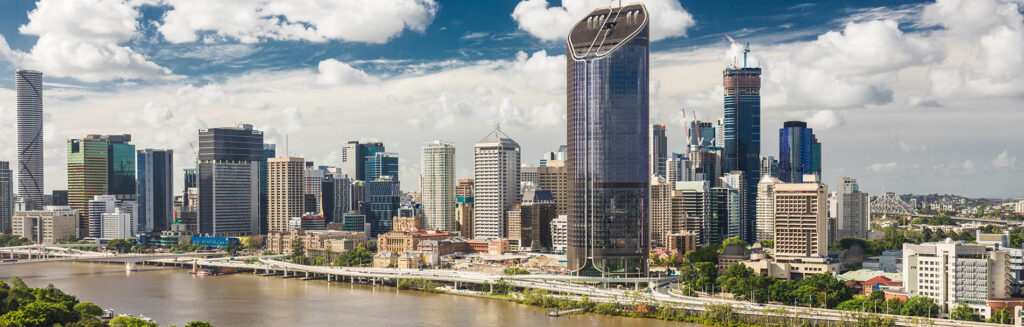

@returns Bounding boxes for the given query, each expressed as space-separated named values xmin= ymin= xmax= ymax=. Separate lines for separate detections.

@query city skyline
xmin=0 ymin=0 xmax=1020 ymax=199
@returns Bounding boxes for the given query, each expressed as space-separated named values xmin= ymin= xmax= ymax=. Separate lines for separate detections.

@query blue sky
xmin=0 ymin=0 xmax=1021 ymax=198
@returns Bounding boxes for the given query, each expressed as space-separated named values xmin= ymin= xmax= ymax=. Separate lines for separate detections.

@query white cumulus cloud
xmin=157 ymin=0 xmax=438 ymax=44
xmin=993 ymin=150 xmax=1017 ymax=168
xmin=511 ymin=0 xmax=695 ymax=42
xmin=3 ymin=0 xmax=173 ymax=82
xmin=316 ymin=59 xmax=376 ymax=85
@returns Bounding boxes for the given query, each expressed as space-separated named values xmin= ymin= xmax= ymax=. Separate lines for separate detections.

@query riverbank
xmin=2 ymin=262 xmax=692 ymax=326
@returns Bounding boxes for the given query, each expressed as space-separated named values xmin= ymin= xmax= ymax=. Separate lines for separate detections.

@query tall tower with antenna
xmin=722 ymin=34 xmax=761 ymax=244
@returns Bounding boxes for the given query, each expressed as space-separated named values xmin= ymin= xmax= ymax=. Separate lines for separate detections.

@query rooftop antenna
xmin=286 ymin=134 xmax=290 ymax=157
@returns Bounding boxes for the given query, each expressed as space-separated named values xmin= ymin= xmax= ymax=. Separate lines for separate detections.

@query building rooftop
xmin=476 ymin=128 xmax=519 ymax=148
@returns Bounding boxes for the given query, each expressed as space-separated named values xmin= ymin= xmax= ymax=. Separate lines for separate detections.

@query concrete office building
xmin=836 ymin=177 xmax=870 ymax=239
xmin=16 ymin=70 xmax=44 ymax=210
xmin=755 ymin=175 xmax=781 ymax=242
xmin=650 ymin=176 xmax=673 ymax=248
xmin=903 ymin=240 xmax=1011 ymax=319
xmin=520 ymin=166 xmax=538 ymax=186
xmin=259 ymin=143 xmax=275 ymax=234
xmin=197 ymin=124 xmax=263 ymax=236
xmin=87 ymin=195 xmax=117 ymax=238
xmin=456 ymin=179 xmax=474 ymax=199
xmin=340 ymin=141 xmax=384 ymax=181
xmin=551 ymin=215 xmax=567 ymax=254
xmin=420 ymin=141 xmax=456 ymax=231
xmin=0 ymin=161 xmax=11 ymax=233
xmin=268 ymin=157 xmax=305 ymax=233
xmin=137 ymin=149 xmax=173 ymax=232
xmin=773 ymin=175 xmax=828 ymax=258
xmin=473 ymin=128 xmax=520 ymax=239
xmin=536 ymin=160 xmax=567 ymax=216
xmin=720 ymin=171 xmax=747 ymax=241
xmin=566 ymin=3 xmax=650 ymax=277
xmin=12 ymin=206 xmax=78 ymax=244
xmin=101 ymin=203 xmax=136 ymax=239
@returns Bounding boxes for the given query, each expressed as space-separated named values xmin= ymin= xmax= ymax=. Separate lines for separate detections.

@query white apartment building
xmin=649 ymin=176 xmax=673 ymax=248
xmin=420 ymin=141 xmax=456 ymax=231
xmin=836 ymin=177 xmax=870 ymax=239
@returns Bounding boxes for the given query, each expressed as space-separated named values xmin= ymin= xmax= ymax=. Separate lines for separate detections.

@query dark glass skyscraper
xmin=197 ymin=124 xmax=263 ymax=236
xmin=16 ymin=70 xmax=44 ymax=210
xmin=778 ymin=121 xmax=821 ymax=183
xmin=566 ymin=3 xmax=649 ymax=277
xmin=137 ymin=149 xmax=173 ymax=232
xmin=723 ymin=63 xmax=761 ymax=244
xmin=365 ymin=152 xmax=398 ymax=181
xmin=364 ymin=176 xmax=400 ymax=237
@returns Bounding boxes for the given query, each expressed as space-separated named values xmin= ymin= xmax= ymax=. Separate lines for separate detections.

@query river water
xmin=0 ymin=262 xmax=699 ymax=327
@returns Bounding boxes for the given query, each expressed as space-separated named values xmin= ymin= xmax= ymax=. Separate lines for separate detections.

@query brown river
xmin=0 ymin=262 xmax=700 ymax=327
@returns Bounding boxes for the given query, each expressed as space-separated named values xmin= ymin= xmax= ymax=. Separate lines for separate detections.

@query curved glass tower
xmin=566 ymin=3 xmax=649 ymax=277
xmin=16 ymin=70 xmax=44 ymax=210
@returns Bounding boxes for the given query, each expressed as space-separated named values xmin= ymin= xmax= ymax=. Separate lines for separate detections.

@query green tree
xmin=0 ymin=301 xmax=75 ymax=327
xmin=761 ymin=240 xmax=773 ymax=248
xmin=185 ymin=321 xmax=215 ymax=327
xmin=345 ymin=246 xmax=373 ymax=267
xmin=109 ymin=316 xmax=159 ymax=327
xmin=106 ymin=239 xmax=133 ymax=253
xmin=684 ymin=245 xmax=719 ymax=264
xmin=900 ymin=296 xmax=940 ymax=317
xmin=290 ymin=239 xmax=306 ymax=264
xmin=988 ymin=307 xmax=1013 ymax=325
xmin=721 ymin=236 xmax=747 ymax=249
xmin=73 ymin=302 xmax=103 ymax=318
xmin=949 ymin=302 xmax=981 ymax=322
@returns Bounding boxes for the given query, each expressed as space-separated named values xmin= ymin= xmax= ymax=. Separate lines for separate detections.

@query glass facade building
xmin=137 ymin=149 xmax=173 ymax=232
xmin=197 ymin=124 xmax=263 ymax=236
xmin=778 ymin=121 xmax=821 ymax=183
xmin=67 ymin=138 xmax=109 ymax=237
xmin=259 ymin=143 xmax=275 ymax=234
xmin=566 ymin=3 xmax=650 ymax=277
xmin=365 ymin=152 xmax=398 ymax=181
xmin=723 ymin=65 xmax=761 ymax=244
xmin=16 ymin=70 xmax=44 ymax=210
xmin=364 ymin=177 xmax=400 ymax=237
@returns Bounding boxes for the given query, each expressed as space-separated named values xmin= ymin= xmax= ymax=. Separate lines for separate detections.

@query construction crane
xmin=723 ymin=33 xmax=751 ymax=68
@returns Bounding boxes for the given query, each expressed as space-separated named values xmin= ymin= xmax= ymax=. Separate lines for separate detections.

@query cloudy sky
xmin=0 ymin=0 xmax=1021 ymax=198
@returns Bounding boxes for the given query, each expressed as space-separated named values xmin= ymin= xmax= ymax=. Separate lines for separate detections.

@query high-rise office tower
xmin=520 ymin=166 xmax=539 ymax=186
xmin=321 ymin=168 xmax=351 ymax=223
xmin=755 ymin=175 xmax=780 ymax=242
xmin=16 ymin=70 xmax=44 ymax=210
xmin=365 ymin=152 xmax=398 ymax=181
xmin=688 ymin=148 xmax=721 ymax=186
xmin=720 ymin=171 xmax=746 ymax=241
xmin=456 ymin=179 xmax=474 ymax=198
xmin=51 ymin=190 xmax=68 ymax=206
xmin=87 ymin=195 xmax=135 ymax=239
xmin=566 ymin=3 xmax=650 ymax=277
xmin=650 ymin=124 xmax=667 ymax=178
xmin=267 ymin=157 xmax=305 ymax=233
xmin=197 ymin=124 xmax=263 ymax=236
xmin=836 ymin=177 xmax=870 ymax=239
xmin=136 ymin=149 xmax=173 ymax=233
xmin=455 ymin=196 xmax=474 ymax=237
xmin=259 ymin=143 xmax=275 ymax=234
xmin=421 ymin=140 xmax=455 ymax=231
xmin=0 ymin=162 xmax=12 ymax=232
xmin=518 ymin=190 xmax=557 ymax=252
xmin=536 ymin=160 xmax=567 ymax=216
xmin=672 ymin=181 xmax=710 ymax=245
xmin=723 ymin=54 xmax=761 ymax=245
xmin=760 ymin=156 xmax=779 ymax=178
xmin=687 ymin=120 xmax=715 ymax=149
xmin=666 ymin=153 xmax=691 ymax=183
xmin=779 ymin=121 xmax=821 ymax=183
xmin=714 ymin=118 xmax=725 ymax=149
xmin=68 ymin=135 xmax=122 ymax=237
xmin=102 ymin=135 xmax=136 ymax=199
xmin=183 ymin=168 xmax=197 ymax=188
xmin=773 ymin=175 xmax=828 ymax=258
xmin=340 ymin=141 xmax=364 ymax=181
xmin=365 ymin=176 xmax=400 ymax=237
xmin=304 ymin=162 xmax=324 ymax=214
xmin=473 ymin=128 xmax=521 ymax=239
